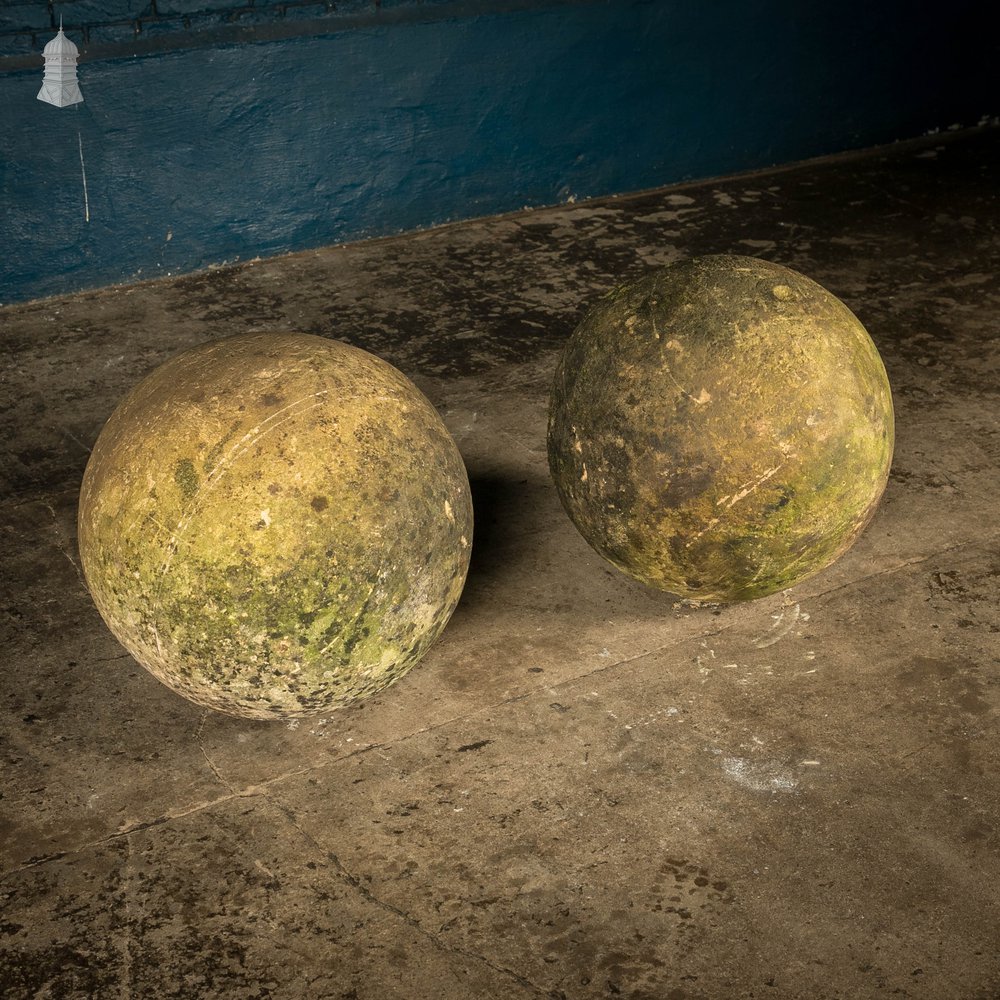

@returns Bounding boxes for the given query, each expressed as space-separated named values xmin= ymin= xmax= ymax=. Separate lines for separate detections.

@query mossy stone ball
xmin=548 ymin=255 xmax=893 ymax=602
xmin=79 ymin=332 xmax=473 ymax=719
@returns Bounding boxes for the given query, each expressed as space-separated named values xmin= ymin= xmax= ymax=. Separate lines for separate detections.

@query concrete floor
xmin=2 ymin=126 xmax=999 ymax=1000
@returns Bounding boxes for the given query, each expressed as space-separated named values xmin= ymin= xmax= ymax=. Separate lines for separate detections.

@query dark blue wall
xmin=0 ymin=0 xmax=996 ymax=304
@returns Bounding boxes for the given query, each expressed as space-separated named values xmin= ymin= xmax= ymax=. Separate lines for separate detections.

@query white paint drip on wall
xmin=78 ymin=130 xmax=90 ymax=223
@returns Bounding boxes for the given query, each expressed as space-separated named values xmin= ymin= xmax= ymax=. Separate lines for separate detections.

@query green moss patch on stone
xmin=173 ymin=458 xmax=199 ymax=502
xmin=548 ymin=255 xmax=894 ymax=602
xmin=78 ymin=332 xmax=473 ymax=719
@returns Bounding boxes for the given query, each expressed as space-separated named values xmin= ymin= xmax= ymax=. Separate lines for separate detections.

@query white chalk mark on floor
xmin=721 ymin=756 xmax=798 ymax=793
xmin=753 ymin=602 xmax=802 ymax=648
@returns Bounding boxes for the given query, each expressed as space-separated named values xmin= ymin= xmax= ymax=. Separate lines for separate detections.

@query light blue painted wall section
xmin=0 ymin=0 xmax=996 ymax=303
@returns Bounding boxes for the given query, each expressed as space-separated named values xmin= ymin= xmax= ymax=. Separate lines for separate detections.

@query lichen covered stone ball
xmin=548 ymin=255 xmax=893 ymax=602
xmin=79 ymin=333 xmax=472 ymax=719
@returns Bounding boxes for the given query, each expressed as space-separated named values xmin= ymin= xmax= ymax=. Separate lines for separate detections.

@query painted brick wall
xmin=0 ymin=1 xmax=463 ymax=56
xmin=1 ymin=1 xmax=997 ymax=303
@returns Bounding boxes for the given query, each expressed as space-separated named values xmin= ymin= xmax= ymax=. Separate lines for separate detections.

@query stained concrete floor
xmin=2 ymin=125 xmax=999 ymax=1000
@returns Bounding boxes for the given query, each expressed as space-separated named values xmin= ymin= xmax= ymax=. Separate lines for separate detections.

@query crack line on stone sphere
xmin=718 ymin=464 xmax=784 ymax=510
xmin=314 ymin=577 xmax=381 ymax=659
xmin=157 ymin=393 xmax=328 ymax=579
xmin=202 ymin=390 xmax=331 ymax=489
xmin=685 ymin=516 xmax=722 ymax=548
xmin=650 ymin=313 xmax=702 ymax=404
xmin=219 ymin=398 xmax=332 ymax=474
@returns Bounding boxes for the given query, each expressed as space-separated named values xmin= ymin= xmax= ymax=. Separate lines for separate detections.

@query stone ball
xmin=79 ymin=332 xmax=473 ymax=719
xmin=547 ymin=255 xmax=894 ymax=602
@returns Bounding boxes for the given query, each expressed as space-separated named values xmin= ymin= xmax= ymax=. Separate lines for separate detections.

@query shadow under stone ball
xmin=78 ymin=332 xmax=473 ymax=719
xmin=548 ymin=255 xmax=894 ymax=602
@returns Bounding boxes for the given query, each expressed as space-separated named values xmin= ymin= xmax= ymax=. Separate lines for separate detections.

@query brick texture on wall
xmin=0 ymin=0 xmax=524 ymax=59
xmin=0 ymin=0 xmax=376 ymax=56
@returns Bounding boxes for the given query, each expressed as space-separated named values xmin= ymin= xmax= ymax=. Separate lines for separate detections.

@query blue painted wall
xmin=0 ymin=0 xmax=996 ymax=304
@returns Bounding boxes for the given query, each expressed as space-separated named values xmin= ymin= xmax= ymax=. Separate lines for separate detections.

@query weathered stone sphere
xmin=79 ymin=333 xmax=472 ymax=719
xmin=548 ymin=255 xmax=893 ymax=602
